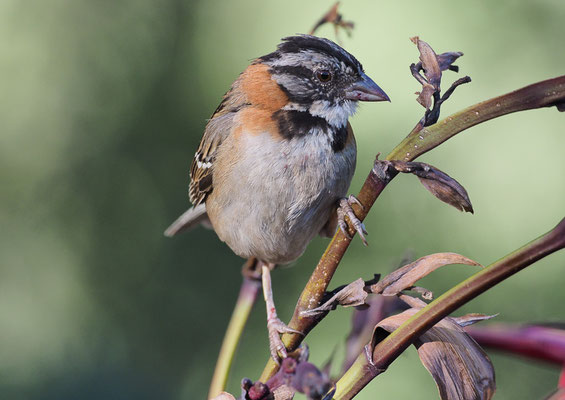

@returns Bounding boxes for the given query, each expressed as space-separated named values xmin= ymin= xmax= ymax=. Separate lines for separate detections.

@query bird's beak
xmin=345 ymin=72 xmax=390 ymax=102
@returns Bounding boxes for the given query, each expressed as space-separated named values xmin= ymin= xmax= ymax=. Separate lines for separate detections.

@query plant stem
xmin=208 ymin=276 xmax=261 ymax=399
xmin=388 ymin=75 xmax=565 ymax=161
xmin=259 ymin=75 xmax=565 ymax=382
xmin=333 ymin=218 xmax=565 ymax=399
xmin=466 ymin=324 xmax=565 ymax=366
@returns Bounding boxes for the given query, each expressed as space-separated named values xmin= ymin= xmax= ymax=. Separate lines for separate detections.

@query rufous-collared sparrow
xmin=165 ymin=35 xmax=389 ymax=362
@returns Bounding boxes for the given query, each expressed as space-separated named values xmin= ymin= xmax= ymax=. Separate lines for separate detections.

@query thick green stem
xmin=208 ymin=276 xmax=261 ymax=399
xmin=334 ymin=218 xmax=565 ymax=399
xmin=259 ymin=76 xmax=565 ymax=382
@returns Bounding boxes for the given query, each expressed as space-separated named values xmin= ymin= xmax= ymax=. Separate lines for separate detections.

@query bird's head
xmin=259 ymin=34 xmax=389 ymax=128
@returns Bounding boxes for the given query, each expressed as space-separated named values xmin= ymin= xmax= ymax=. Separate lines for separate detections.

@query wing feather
xmin=189 ymin=86 xmax=248 ymax=205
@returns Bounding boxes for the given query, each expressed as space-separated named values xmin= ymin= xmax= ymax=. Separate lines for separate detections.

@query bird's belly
xmin=207 ymin=131 xmax=356 ymax=264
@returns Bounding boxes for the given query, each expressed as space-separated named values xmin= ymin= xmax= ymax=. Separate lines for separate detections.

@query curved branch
xmin=388 ymin=75 xmax=565 ymax=161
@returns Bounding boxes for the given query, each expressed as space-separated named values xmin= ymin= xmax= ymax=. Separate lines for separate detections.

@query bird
xmin=165 ymin=34 xmax=389 ymax=362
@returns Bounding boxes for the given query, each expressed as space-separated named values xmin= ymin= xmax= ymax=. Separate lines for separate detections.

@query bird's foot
xmin=267 ymin=317 xmax=302 ymax=363
xmin=337 ymin=195 xmax=368 ymax=245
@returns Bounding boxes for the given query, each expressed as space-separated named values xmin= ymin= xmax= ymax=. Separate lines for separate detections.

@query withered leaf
xmin=398 ymin=298 xmax=498 ymax=328
xmin=411 ymin=36 xmax=441 ymax=89
xmin=409 ymin=286 xmax=434 ymax=300
xmin=387 ymin=160 xmax=473 ymax=213
xmin=437 ymin=51 xmax=464 ymax=72
xmin=343 ymin=295 xmax=407 ymax=373
xmin=453 ymin=313 xmax=498 ymax=327
xmin=370 ymin=253 xmax=482 ymax=296
xmin=310 ymin=2 xmax=340 ymax=35
xmin=301 ymin=278 xmax=367 ymax=316
xmin=310 ymin=1 xmax=354 ymax=38
xmin=418 ymin=170 xmax=473 ymax=213
xmin=375 ymin=309 xmax=496 ymax=400
xmin=398 ymin=294 xmax=428 ymax=308
xmin=416 ymin=83 xmax=436 ymax=109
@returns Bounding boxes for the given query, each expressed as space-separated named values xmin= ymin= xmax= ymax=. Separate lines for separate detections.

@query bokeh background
xmin=1 ymin=0 xmax=564 ymax=399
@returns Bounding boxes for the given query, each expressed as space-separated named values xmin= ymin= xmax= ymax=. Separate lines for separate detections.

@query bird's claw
xmin=267 ymin=317 xmax=303 ymax=363
xmin=337 ymin=195 xmax=368 ymax=245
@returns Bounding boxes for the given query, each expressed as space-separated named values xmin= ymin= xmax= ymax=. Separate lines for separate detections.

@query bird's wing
xmin=165 ymin=93 xmax=244 ymax=237
xmin=189 ymin=86 xmax=248 ymax=206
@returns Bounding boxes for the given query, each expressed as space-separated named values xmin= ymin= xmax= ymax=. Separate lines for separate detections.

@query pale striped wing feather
xmin=189 ymin=87 xmax=246 ymax=205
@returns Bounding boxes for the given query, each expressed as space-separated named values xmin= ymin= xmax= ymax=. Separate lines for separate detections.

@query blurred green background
xmin=1 ymin=0 xmax=564 ymax=399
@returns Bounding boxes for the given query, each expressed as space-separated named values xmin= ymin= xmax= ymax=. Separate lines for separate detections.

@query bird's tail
xmin=164 ymin=203 xmax=210 ymax=237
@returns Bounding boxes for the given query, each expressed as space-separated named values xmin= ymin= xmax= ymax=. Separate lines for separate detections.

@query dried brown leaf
xmin=310 ymin=2 xmax=340 ymax=34
xmin=398 ymin=294 xmax=428 ymax=308
xmin=416 ymin=83 xmax=436 ymax=109
xmin=371 ymin=253 xmax=482 ymax=296
xmin=437 ymin=51 xmax=464 ymax=72
xmin=418 ymin=173 xmax=473 ymax=213
xmin=410 ymin=286 xmax=434 ymax=300
xmin=376 ymin=309 xmax=496 ymax=400
xmin=412 ymin=164 xmax=473 ymax=213
xmin=343 ymin=295 xmax=406 ymax=373
xmin=301 ymin=278 xmax=367 ymax=316
xmin=310 ymin=1 xmax=354 ymax=39
xmin=333 ymin=278 xmax=368 ymax=307
xmin=453 ymin=313 xmax=498 ymax=327
xmin=395 ymin=299 xmax=498 ymax=328
xmin=387 ymin=161 xmax=473 ymax=213
xmin=411 ymin=36 xmax=441 ymax=89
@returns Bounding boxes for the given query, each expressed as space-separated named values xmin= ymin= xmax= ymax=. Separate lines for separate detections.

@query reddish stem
xmin=466 ymin=324 xmax=565 ymax=366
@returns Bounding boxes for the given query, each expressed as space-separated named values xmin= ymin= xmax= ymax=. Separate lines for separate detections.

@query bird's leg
xmin=337 ymin=195 xmax=368 ymax=245
xmin=261 ymin=262 xmax=302 ymax=363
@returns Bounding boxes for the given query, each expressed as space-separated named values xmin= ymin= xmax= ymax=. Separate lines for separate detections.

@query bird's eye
xmin=316 ymin=70 xmax=332 ymax=83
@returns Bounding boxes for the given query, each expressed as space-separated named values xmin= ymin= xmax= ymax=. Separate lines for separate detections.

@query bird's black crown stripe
xmin=260 ymin=35 xmax=363 ymax=74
